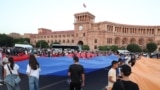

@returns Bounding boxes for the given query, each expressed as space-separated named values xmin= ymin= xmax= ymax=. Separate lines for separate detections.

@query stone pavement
xmin=1 ymin=69 xmax=108 ymax=90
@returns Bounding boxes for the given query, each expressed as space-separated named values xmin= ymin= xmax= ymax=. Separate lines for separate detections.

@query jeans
xmin=29 ymin=76 xmax=39 ymax=90
xmin=6 ymin=83 xmax=20 ymax=90
xmin=69 ymin=82 xmax=81 ymax=90
xmin=0 ymin=66 xmax=2 ymax=81
xmin=5 ymin=74 xmax=20 ymax=90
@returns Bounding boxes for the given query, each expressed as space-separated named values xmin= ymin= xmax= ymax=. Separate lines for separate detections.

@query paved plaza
xmin=1 ymin=69 xmax=108 ymax=90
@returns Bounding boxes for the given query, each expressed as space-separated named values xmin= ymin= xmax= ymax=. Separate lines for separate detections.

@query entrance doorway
xmin=77 ymin=41 xmax=84 ymax=46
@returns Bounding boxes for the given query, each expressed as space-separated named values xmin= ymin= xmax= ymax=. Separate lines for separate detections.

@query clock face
xmin=79 ymin=25 xmax=83 ymax=30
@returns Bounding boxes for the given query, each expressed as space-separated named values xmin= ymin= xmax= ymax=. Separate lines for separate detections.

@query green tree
xmin=98 ymin=46 xmax=104 ymax=51
xmin=146 ymin=42 xmax=157 ymax=52
xmin=14 ymin=38 xmax=30 ymax=44
xmin=110 ymin=45 xmax=118 ymax=52
xmin=127 ymin=44 xmax=142 ymax=52
xmin=23 ymin=38 xmax=30 ymax=44
xmin=0 ymin=34 xmax=14 ymax=47
xmin=142 ymin=48 xmax=148 ymax=53
xmin=98 ymin=46 xmax=110 ymax=51
xmin=118 ymin=46 xmax=127 ymax=50
xmin=36 ymin=40 xmax=49 ymax=48
xmin=82 ymin=45 xmax=90 ymax=50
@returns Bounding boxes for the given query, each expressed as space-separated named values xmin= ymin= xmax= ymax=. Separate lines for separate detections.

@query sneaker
xmin=66 ymin=78 xmax=71 ymax=85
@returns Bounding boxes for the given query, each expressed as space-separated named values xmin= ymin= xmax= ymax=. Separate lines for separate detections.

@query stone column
xmin=113 ymin=26 xmax=115 ymax=33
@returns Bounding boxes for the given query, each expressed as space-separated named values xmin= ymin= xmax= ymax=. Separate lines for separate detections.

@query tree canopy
xmin=36 ymin=40 xmax=49 ymax=48
xmin=0 ymin=34 xmax=14 ymax=47
xmin=146 ymin=42 xmax=157 ymax=52
xmin=110 ymin=45 xmax=119 ymax=52
xmin=0 ymin=34 xmax=31 ymax=47
xmin=14 ymin=38 xmax=30 ymax=44
xmin=98 ymin=46 xmax=110 ymax=51
xmin=82 ymin=45 xmax=90 ymax=50
xmin=98 ymin=45 xmax=118 ymax=51
xmin=127 ymin=44 xmax=142 ymax=52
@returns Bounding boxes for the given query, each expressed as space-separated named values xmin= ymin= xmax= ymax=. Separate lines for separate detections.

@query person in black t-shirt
xmin=112 ymin=65 xmax=139 ymax=90
xmin=68 ymin=56 xmax=85 ymax=90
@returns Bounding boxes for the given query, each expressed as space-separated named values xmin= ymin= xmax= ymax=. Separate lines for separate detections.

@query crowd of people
xmin=0 ymin=47 xmax=140 ymax=60
xmin=0 ymin=47 xmax=116 ymax=58
xmin=0 ymin=49 xmax=40 ymax=90
xmin=105 ymin=59 xmax=139 ymax=90
xmin=0 ymin=46 xmax=141 ymax=90
xmin=66 ymin=54 xmax=139 ymax=90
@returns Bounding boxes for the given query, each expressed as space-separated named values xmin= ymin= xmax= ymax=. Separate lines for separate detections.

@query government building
xmin=25 ymin=12 xmax=160 ymax=51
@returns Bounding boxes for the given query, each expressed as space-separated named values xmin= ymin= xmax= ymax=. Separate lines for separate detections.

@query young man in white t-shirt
xmin=105 ymin=60 xmax=119 ymax=90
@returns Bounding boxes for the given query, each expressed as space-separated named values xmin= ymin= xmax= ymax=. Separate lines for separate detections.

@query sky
xmin=0 ymin=0 xmax=160 ymax=35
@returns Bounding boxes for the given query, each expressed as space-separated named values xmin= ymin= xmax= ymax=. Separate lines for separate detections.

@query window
xmin=63 ymin=40 xmax=65 ymax=43
xmin=67 ymin=40 xmax=70 ymax=43
xmin=63 ymin=35 xmax=65 ymax=38
xmin=59 ymin=40 xmax=61 ymax=43
xmin=72 ymin=40 xmax=74 ymax=43
xmin=47 ymin=36 xmax=50 ymax=38
xmin=59 ymin=35 xmax=61 ymax=38
xmin=107 ymin=25 xmax=113 ymax=32
xmin=83 ymin=33 xmax=85 ymax=36
xmin=152 ymin=29 xmax=154 ymax=34
xmin=115 ymin=27 xmax=118 ymax=32
xmin=158 ymin=29 xmax=160 ymax=34
xmin=51 ymin=35 xmax=53 ymax=38
xmin=94 ymin=39 xmax=97 ymax=43
xmin=94 ymin=45 xmax=97 ymax=49
xmin=107 ymin=38 xmax=112 ymax=44
xmin=76 ymin=33 xmax=78 ymax=37
xmin=72 ymin=34 xmax=74 ymax=37
xmin=55 ymin=35 xmax=57 ymax=38
xmin=122 ymin=28 xmax=125 ymax=33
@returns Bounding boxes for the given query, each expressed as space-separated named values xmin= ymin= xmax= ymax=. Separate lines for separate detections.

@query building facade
xmin=8 ymin=32 xmax=22 ymax=39
xmin=28 ymin=12 xmax=160 ymax=50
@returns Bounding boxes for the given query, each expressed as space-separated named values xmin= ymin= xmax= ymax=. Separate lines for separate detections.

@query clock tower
xmin=74 ymin=12 xmax=95 ymax=31
xmin=73 ymin=12 xmax=95 ymax=47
